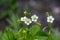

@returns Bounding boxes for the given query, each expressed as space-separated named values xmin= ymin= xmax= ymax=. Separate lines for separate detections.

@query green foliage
xmin=0 ymin=0 xmax=17 ymax=19
xmin=0 ymin=10 xmax=60 ymax=40
xmin=0 ymin=5 xmax=60 ymax=40
xmin=7 ymin=13 xmax=21 ymax=31
xmin=0 ymin=28 xmax=16 ymax=40
xmin=29 ymin=25 xmax=40 ymax=35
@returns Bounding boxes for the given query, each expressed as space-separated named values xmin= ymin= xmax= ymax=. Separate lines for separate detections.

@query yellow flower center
xmin=34 ymin=16 xmax=36 ymax=20
xmin=49 ymin=18 xmax=52 ymax=21
xmin=26 ymin=20 xmax=30 ymax=23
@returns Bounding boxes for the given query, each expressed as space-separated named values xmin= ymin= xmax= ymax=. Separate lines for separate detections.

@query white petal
xmin=24 ymin=16 xmax=27 ymax=19
xmin=36 ymin=17 xmax=38 ymax=19
xmin=52 ymin=18 xmax=54 ymax=20
xmin=47 ymin=19 xmax=50 ymax=22
xmin=31 ymin=16 xmax=33 ymax=18
xmin=25 ymin=21 xmax=27 ymax=24
xmin=47 ymin=16 xmax=52 ymax=19
xmin=49 ymin=16 xmax=53 ymax=18
xmin=26 ymin=23 xmax=30 ymax=25
xmin=21 ymin=17 xmax=24 ymax=21
xmin=30 ymin=21 xmax=32 ymax=23
xmin=50 ymin=21 xmax=53 ymax=23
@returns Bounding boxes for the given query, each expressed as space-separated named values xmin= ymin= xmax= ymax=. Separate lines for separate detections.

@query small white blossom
xmin=24 ymin=18 xmax=32 ymax=25
xmin=31 ymin=15 xmax=38 ymax=22
xmin=47 ymin=16 xmax=54 ymax=23
xmin=20 ymin=16 xmax=27 ymax=21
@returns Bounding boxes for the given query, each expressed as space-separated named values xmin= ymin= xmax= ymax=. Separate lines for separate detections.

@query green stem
xmin=48 ymin=23 xmax=52 ymax=31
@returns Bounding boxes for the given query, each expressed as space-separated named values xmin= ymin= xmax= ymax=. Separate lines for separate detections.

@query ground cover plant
xmin=0 ymin=11 xmax=60 ymax=40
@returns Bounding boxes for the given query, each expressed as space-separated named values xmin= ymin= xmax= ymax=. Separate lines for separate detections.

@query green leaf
xmin=36 ymin=30 xmax=48 ymax=36
xmin=1 ymin=32 xmax=9 ymax=40
xmin=29 ymin=25 xmax=40 ymax=36
xmin=7 ymin=13 xmax=20 ymax=30
xmin=35 ymin=36 xmax=48 ymax=40
xmin=1 ymin=28 xmax=17 ymax=40
xmin=51 ymin=29 xmax=60 ymax=40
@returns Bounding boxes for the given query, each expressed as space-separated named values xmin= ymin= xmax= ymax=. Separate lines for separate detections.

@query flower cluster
xmin=21 ymin=10 xmax=55 ymax=25
xmin=20 ymin=15 xmax=38 ymax=25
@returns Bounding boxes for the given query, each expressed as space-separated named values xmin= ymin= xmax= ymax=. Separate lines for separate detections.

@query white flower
xmin=20 ymin=16 xmax=27 ymax=21
xmin=31 ymin=15 xmax=38 ymax=22
xmin=24 ymin=18 xmax=32 ymax=25
xmin=47 ymin=16 xmax=54 ymax=23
